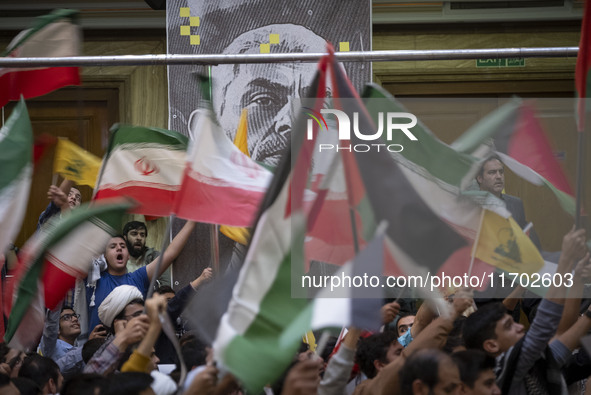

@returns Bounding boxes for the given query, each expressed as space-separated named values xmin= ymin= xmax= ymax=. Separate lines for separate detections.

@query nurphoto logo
xmin=305 ymin=108 xmax=419 ymax=153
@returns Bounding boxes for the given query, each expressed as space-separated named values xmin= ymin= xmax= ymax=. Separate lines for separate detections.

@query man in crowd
xmin=85 ymin=220 xmax=196 ymax=331
xmin=38 ymin=179 xmax=82 ymax=229
xmin=463 ymin=227 xmax=588 ymax=394
xmin=38 ymin=305 xmax=106 ymax=379
xmin=123 ymin=220 xmax=170 ymax=287
xmin=355 ymin=331 xmax=402 ymax=380
xmin=451 ymin=350 xmax=501 ymax=395
xmin=399 ymin=349 xmax=462 ymax=395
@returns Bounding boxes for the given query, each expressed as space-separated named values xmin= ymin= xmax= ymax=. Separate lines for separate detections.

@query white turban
xmin=98 ymin=285 xmax=143 ymax=327
xmin=150 ymin=370 xmax=177 ymax=395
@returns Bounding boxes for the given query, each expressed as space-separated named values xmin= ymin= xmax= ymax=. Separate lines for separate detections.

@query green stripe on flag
xmin=362 ymin=84 xmax=479 ymax=189
xmin=5 ymin=199 xmax=133 ymax=343
xmin=0 ymin=99 xmax=32 ymax=190
xmin=107 ymin=124 xmax=188 ymax=152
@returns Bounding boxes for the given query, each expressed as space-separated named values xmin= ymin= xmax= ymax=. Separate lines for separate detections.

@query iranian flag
xmin=5 ymin=198 xmax=132 ymax=351
xmin=0 ymin=9 xmax=80 ymax=108
xmin=0 ymin=99 xmax=33 ymax=257
xmin=94 ymin=125 xmax=188 ymax=217
xmin=173 ymin=108 xmax=272 ymax=227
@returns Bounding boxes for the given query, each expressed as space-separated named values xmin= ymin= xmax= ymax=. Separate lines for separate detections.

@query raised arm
xmin=146 ymin=220 xmax=196 ymax=281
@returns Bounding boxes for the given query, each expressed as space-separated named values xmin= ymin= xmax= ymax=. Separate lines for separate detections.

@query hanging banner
xmin=166 ymin=0 xmax=371 ymax=285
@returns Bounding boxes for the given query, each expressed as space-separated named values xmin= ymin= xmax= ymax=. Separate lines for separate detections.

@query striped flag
xmin=54 ymin=138 xmax=102 ymax=188
xmin=212 ymin=65 xmax=328 ymax=393
xmin=94 ymin=125 xmax=188 ymax=217
xmin=173 ymin=108 xmax=272 ymax=227
xmin=5 ymin=198 xmax=132 ymax=351
xmin=452 ymin=99 xmax=575 ymax=214
xmin=0 ymin=9 xmax=80 ymax=108
xmin=0 ymin=99 xmax=33 ymax=257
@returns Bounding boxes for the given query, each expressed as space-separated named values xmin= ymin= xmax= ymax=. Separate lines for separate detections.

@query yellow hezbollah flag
xmin=220 ymin=109 xmax=252 ymax=245
xmin=475 ymin=210 xmax=544 ymax=274
xmin=53 ymin=138 xmax=101 ymax=187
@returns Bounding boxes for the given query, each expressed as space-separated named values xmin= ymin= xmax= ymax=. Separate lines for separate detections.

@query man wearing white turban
xmin=98 ymin=285 xmax=144 ymax=331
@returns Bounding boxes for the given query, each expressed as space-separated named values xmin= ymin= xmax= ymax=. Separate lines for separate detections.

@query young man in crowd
xmin=451 ymin=350 xmax=501 ymax=395
xmin=399 ymin=349 xmax=462 ymax=395
xmin=463 ymin=227 xmax=588 ymax=394
xmin=85 ymin=220 xmax=196 ymax=331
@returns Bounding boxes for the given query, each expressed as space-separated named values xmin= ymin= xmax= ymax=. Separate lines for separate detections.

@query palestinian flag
xmin=94 ymin=125 xmax=188 ymax=217
xmin=173 ymin=108 xmax=272 ymax=227
xmin=281 ymin=233 xmax=385 ymax=347
xmin=452 ymin=99 xmax=575 ymax=214
xmin=5 ymin=198 xmax=132 ymax=351
xmin=0 ymin=9 xmax=80 ymax=108
xmin=576 ymin=0 xmax=591 ymax=132
xmin=212 ymin=66 xmax=327 ymax=393
xmin=0 ymin=99 xmax=33 ymax=257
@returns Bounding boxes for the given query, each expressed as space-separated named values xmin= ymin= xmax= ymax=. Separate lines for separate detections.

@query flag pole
xmin=468 ymin=209 xmax=486 ymax=278
xmin=210 ymin=224 xmax=220 ymax=274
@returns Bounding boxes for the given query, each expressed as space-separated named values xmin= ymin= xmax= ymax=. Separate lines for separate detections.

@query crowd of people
xmin=0 ymin=154 xmax=590 ymax=395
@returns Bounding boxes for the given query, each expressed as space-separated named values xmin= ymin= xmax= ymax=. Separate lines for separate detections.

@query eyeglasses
xmin=123 ymin=310 xmax=144 ymax=321
xmin=60 ymin=313 xmax=80 ymax=322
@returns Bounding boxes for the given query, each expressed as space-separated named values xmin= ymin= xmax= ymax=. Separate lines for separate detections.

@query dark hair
xmin=355 ymin=331 xmax=398 ymax=379
xmin=0 ymin=343 xmax=10 ymax=363
xmin=106 ymin=372 xmax=153 ymax=395
xmin=477 ymin=154 xmax=503 ymax=181
xmin=443 ymin=316 xmax=467 ymax=354
xmin=399 ymin=349 xmax=451 ymax=394
xmin=179 ymin=333 xmax=209 ymax=369
xmin=12 ymin=376 xmax=42 ymax=395
xmin=123 ymin=221 xmax=148 ymax=237
xmin=451 ymin=350 xmax=496 ymax=388
xmin=82 ymin=338 xmax=107 ymax=364
xmin=463 ymin=302 xmax=507 ymax=351
xmin=156 ymin=285 xmax=175 ymax=295
xmin=60 ymin=306 xmax=75 ymax=314
xmin=18 ymin=354 xmax=60 ymax=391
xmin=62 ymin=373 xmax=107 ymax=395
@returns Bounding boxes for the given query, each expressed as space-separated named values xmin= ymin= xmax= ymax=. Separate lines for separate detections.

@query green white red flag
xmin=173 ymin=108 xmax=272 ymax=227
xmin=0 ymin=99 xmax=33 ymax=258
xmin=94 ymin=125 xmax=188 ymax=217
xmin=5 ymin=198 xmax=132 ymax=351
xmin=0 ymin=9 xmax=81 ymax=108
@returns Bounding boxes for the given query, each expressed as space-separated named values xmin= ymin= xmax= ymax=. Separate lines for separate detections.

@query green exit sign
xmin=476 ymin=58 xmax=525 ymax=67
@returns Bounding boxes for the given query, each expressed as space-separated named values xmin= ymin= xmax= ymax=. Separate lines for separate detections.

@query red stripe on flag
xmin=41 ymin=259 xmax=77 ymax=310
xmin=0 ymin=67 xmax=80 ymax=107
xmin=174 ymin=174 xmax=266 ymax=227
xmin=94 ymin=186 xmax=176 ymax=217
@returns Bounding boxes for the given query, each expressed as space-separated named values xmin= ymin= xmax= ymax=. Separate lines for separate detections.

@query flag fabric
xmin=0 ymin=9 xmax=80 ymax=108
xmin=33 ymin=134 xmax=57 ymax=168
xmin=452 ymin=99 xmax=575 ymax=214
xmin=576 ymin=0 xmax=591 ymax=132
xmin=281 ymin=234 xmax=385 ymax=347
xmin=220 ymin=109 xmax=253 ymax=245
xmin=173 ymin=108 xmax=272 ymax=227
xmin=53 ymin=138 xmax=102 ymax=188
xmin=474 ymin=210 xmax=544 ymax=274
xmin=94 ymin=125 xmax=188 ymax=217
xmin=0 ymin=99 xmax=33 ymax=257
xmin=5 ymin=198 xmax=132 ymax=350
xmin=212 ymin=66 xmax=327 ymax=393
